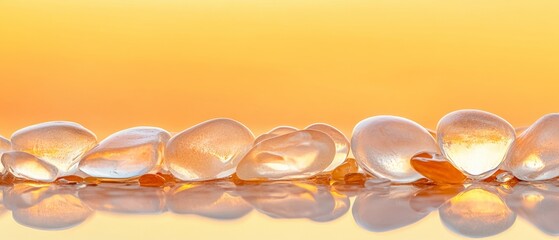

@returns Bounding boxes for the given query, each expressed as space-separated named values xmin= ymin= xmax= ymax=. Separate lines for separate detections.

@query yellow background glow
xmin=1 ymin=1 xmax=559 ymax=239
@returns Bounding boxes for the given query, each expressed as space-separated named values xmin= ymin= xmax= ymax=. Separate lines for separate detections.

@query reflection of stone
xmin=410 ymin=184 xmax=464 ymax=213
xmin=310 ymin=190 xmax=350 ymax=222
xmin=238 ymin=182 xmax=342 ymax=220
xmin=3 ymin=183 xmax=55 ymax=210
xmin=8 ymin=184 xmax=93 ymax=230
xmin=78 ymin=184 xmax=166 ymax=214
xmin=505 ymin=183 xmax=559 ymax=235
xmin=167 ymin=182 xmax=252 ymax=220
xmin=439 ymin=184 xmax=516 ymax=238
xmin=353 ymin=185 xmax=428 ymax=232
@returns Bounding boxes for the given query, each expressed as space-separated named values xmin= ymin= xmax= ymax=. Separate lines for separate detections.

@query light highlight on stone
xmin=305 ymin=123 xmax=350 ymax=171
xmin=236 ymin=130 xmax=335 ymax=180
xmin=79 ymin=127 xmax=170 ymax=179
xmin=165 ymin=118 xmax=254 ymax=181
xmin=505 ymin=114 xmax=559 ymax=181
xmin=437 ymin=110 xmax=515 ymax=180
xmin=254 ymin=126 xmax=298 ymax=145
xmin=1 ymin=151 xmax=58 ymax=182
xmin=351 ymin=116 xmax=438 ymax=183
xmin=11 ymin=121 xmax=97 ymax=175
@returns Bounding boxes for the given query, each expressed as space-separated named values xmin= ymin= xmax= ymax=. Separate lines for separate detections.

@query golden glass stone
xmin=254 ymin=126 xmax=298 ymax=145
xmin=410 ymin=151 xmax=467 ymax=184
xmin=11 ymin=121 xmax=97 ymax=175
xmin=236 ymin=130 xmax=335 ymax=181
xmin=1 ymin=151 xmax=58 ymax=182
xmin=331 ymin=158 xmax=359 ymax=181
xmin=165 ymin=118 xmax=254 ymax=181
xmin=505 ymin=114 xmax=559 ymax=181
xmin=79 ymin=127 xmax=170 ymax=179
xmin=351 ymin=116 xmax=438 ymax=183
xmin=437 ymin=110 xmax=515 ymax=180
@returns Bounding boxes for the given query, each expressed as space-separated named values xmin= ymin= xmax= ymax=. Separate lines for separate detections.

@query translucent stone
xmin=351 ymin=116 xmax=439 ymax=183
xmin=353 ymin=185 xmax=428 ymax=232
xmin=437 ymin=110 xmax=515 ymax=180
xmin=168 ymin=182 xmax=252 ymax=219
xmin=496 ymin=171 xmax=514 ymax=183
xmin=505 ymin=114 xmax=559 ymax=181
xmin=55 ymin=175 xmax=84 ymax=185
xmin=0 ymin=135 xmax=10 ymax=173
xmin=410 ymin=151 xmax=466 ymax=184
xmin=254 ymin=126 xmax=298 ymax=145
xmin=305 ymin=123 xmax=349 ymax=171
xmin=236 ymin=130 xmax=335 ymax=180
xmin=344 ymin=173 xmax=367 ymax=185
xmin=139 ymin=174 xmax=166 ymax=187
xmin=11 ymin=121 xmax=97 ymax=175
xmin=1 ymin=151 xmax=58 ymax=182
xmin=79 ymin=127 xmax=170 ymax=179
xmin=331 ymin=158 xmax=358 ymax=181
xmin=364 ymin=178 xmax=391 ymax=189
xmin=165 ymin=118 xmax=254 ymax=181
xmin=439 ymin=185 xmax=516 ymax=238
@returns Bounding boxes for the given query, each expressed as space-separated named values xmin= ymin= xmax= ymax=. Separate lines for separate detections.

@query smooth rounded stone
xmin=0 ymin=136 xmax=10 ymax=173
xmin=236 ymin=130 xmax=336 ymax=181
xmin=439 ymin=185 xmax=516 ymax=238
xmin=351 ymin=116 xmax=439 ymax=183
xmin=353 ymin=185 xmax=428 ymax=232
xmin=410 ymin=151 xmax=467 ymax=184
xmin=1 ymin=151 xmax=58 ymax=182
xmin=437 ymin=110 xmax=515 ymax=180
xmin=305 ymin=123 xmax=350 ymax=171
xmin=11 ymin=121 xmax=97 ymax=175
xmin=331 ymin=158 xmax=358 ymax=181
xmin=79 ymin=127 xmax=171 ymax=179
xmin=165 ymin=118 xmax=255 ymax=181
xmin=254 ymin=126 xmax=298 ymax=145
xmin=496 ymin=171 xmax=514 ymax=183
xmin=505 ymin=114 xmax=559 ymax=181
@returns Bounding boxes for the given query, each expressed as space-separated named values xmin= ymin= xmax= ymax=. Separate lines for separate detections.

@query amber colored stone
xmin=310 ymin=174 xmax=331 ymax=185
xmin=56 ymin=175 xmax=84 ymax=185
xmin=156 ymin=173 xmax=175 ymax=183
xmin=84 ymin=177 xmax=100 ymax=186
xmin=410 ymin=152 xmax=466 ymax=184
xmin=139 ymin=174 xmax=166 ymax=187
xmin=332 ymin=158 xmax=359 ymax=181
xmin=344 ymin=173 xmax=367 ymax=185
xmin=483 ymin=169 xmax=506 ymax=183
xmin=1 ymin=173 xmax=16 ymax=185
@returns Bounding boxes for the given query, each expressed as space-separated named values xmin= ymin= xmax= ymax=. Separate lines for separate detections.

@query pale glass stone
xmin=1 ymin=151 xmax=58 ymax=182
xmin=351 ymin=116 xmax=438 ymax=183
xmin=165 ymin=118 xmax=254 ymax=181
xmin=0 ymin=136 xmax=10 ymax=173
xmin=11 ymin=121 xmax=97 ymax=175
xmin=305 ymin=123 xmax=350 ymax=171
xmin=505 ymin=114 xmax=559 ymax=181
xmin=236 ymin=130 xmax=335 ymax=180
xmin=254 ymin=126 xmax=298 ymax=145
xmin=439 ymin=185 xmax=516 ymax=238
xmin=496 ymin=171 xmax=514 ymax=183
xmin=437 ymin=110 xmax=515 ymax=180
xmin=79 ymin=127 xmax=171 ymax=179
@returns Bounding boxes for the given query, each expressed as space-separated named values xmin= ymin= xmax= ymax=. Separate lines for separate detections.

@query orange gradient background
xmin=1 ymin=1 xmax=559 ymax=239
xmin=2 ymin=0 xmax=559 ymax=139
